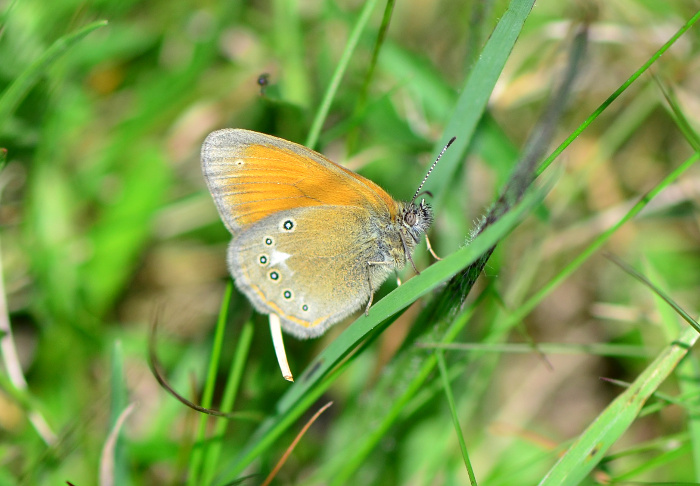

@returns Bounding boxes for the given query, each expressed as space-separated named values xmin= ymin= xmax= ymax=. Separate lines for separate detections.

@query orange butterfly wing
xmin=201 ymin=129 xmax=398 ymax=233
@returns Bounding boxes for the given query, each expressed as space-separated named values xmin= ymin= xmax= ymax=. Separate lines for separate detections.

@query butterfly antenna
xmin=411 ymin=136 xmax=456 ymax=204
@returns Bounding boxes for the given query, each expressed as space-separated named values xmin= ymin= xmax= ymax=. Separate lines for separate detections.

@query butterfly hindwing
xmin=228 ymin=205 xmax=394 ymax=338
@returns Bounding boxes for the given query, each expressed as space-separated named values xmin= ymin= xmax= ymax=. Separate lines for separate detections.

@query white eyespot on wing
xmin=279 ymin=218 xmax=297 ymax=232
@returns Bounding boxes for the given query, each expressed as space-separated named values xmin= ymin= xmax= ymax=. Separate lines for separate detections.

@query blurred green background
xmin=1 ymin=0 xmax=700 ymax=484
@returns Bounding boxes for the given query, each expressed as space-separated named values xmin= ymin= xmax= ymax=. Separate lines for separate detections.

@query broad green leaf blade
xmin=425 ymin=0 xmax=535 ymax=211
xmin=645 ymin=261 xmax=700 ymax=482
xmin=539 ymin=325 xmax=699 ymax=486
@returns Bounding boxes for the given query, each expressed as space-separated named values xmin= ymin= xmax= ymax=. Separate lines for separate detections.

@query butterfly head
xmin=400 ymin=198 xmax=433 ymax=244
xmin=399 ymin=135 xmax=455 ymax=246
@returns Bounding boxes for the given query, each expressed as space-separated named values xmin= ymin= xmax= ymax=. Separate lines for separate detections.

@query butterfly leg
xmin=399 ymin=232 xmax=420 ymax=274
xmin=425 ymin=235 xmax=442 ymax=260
xmin=365 ymin=261 xmax=393 ymax=315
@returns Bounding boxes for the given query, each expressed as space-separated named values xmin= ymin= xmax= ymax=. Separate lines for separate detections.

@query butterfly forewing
xmin=201 ymin=129 xmax=397 ymax=233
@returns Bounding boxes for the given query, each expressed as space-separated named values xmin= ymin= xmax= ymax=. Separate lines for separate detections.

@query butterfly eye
xmin=283 ymin=289 xmax=293 ymax=300
xmin=268 ymin=270 xmax=280 ymax=281
xmin=259 ymin=255 xmax=269 ymax=266
xmin=404 ymin=211 xmax=417 ymax=226
xmin=264 ymin=237 xmax=274 ymax=246
xmin=302 ymin=304 xmax=309 ymax=312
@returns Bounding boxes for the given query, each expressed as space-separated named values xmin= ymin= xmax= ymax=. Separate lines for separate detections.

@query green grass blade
xmin=0 ymin=19 xmax=107 ymax=131
xmin=215 ymin=367 xmax=339 ymax=486
xmin=536 ymin=9 xmax=700 ymax=177
xmin=315 ymin=299 xmax=483 ymax=485
xmin=425 ymin=0 xmax=535 ymax=210
xmin=305 ymin=0 xmax=380 ymax=149
xmin=419 ymin=342 xmax=654 ymax=358
xmin=436 ymin=350 xmax=477 ymax=485
xmin=601 ymin=432 xmax=690 ymax=463
xmin=346 ymin=0 xmax=396 ymax=155
xmin=507 ymin=151 xmax=699 ymax=329
xmin=607 ymin=254 xmax=700 ymax=334
xmin=539 ymin=325 xmax=699 ymax=485
xmin=600 ymin=379 xmax=700 ymax=418
xmin=645 ymin=262 xmax=700 ymax=481
xmin=187 ymin=283 xmax=233 ymax=486
xmin=612 ymin=441 xmax=692 ymax=482
xmin=199 ymin=318 xmax=254 ymax=486
xmin=464 ymin=1 xmax=496 ymax=76
xmin=654 ymin=77 xmax=700 ymax=151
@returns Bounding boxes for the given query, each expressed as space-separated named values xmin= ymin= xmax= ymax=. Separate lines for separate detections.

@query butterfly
xmin=201 ymin=129 xmax=452 ymax=339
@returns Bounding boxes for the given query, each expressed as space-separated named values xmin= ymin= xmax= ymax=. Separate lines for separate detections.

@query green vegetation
xmin=1 ymin=1 xmax=699 ymax=485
